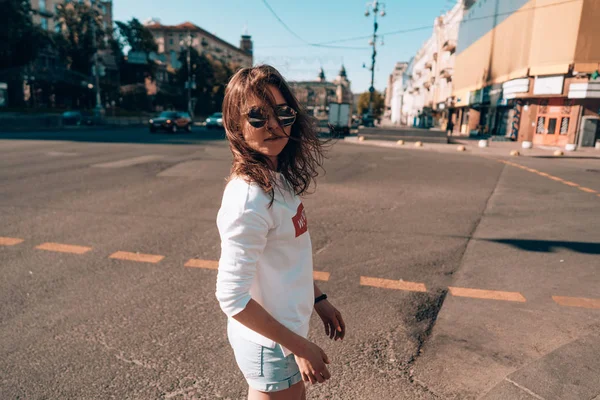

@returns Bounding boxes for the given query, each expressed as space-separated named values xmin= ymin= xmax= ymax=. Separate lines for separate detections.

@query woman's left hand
xmin=314 ymin=300 xmax=345 ymax=341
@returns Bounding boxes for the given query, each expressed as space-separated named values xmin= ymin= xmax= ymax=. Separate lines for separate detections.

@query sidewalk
xmin=408 ymin=149 xmax=600 ymax=399
xmin=343 ymin=136 xmax=600 ymax=159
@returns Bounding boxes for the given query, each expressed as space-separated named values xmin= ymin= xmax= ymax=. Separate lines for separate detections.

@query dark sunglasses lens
xmin=248 ymin=119 xmax=267 ymax=128
xmin=276 ymin=106 xmax=296 ymax=127
xmin=247 ymin=107 xmax=267 ymax=128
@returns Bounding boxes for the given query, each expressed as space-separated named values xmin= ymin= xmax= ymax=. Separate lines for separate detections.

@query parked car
xmin=62 ymin=111 xmax=94 ymax=126
xmin=205 ymin=112 xmax=223 ymax=129
xmin=149 ymin=111 xmax=192 ymax=133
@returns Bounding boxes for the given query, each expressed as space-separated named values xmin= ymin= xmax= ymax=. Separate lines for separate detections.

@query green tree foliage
xmin=52 ymin=2 xmax=105 ymax=76
xmin=0 ymin=0 xmax=49 ymax=106
xmin=113 ymin=18 xmax=158 ymax=85
xmin=357 ymin=90 xmax=384 ymax=118
xmin=176 ymin=47 xmax=237 ymax=115
xmin=114 ymin=18 xmax=157 ymax=54
xmin=0 ymin=0 xmax=48 ymax=70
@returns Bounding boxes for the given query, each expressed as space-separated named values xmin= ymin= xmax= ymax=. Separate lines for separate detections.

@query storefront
xmin=0 ymin=83 xmax=7 ymax=108
xmin=530 ymin=76 xmax=571 ymax=147
xmin=568 ymin=80 xmax=600 ymax=147
xmin=533 ymin=98 xmax=573 ymax=147
xmin=453 ymin=90 xmax=470 ymax=134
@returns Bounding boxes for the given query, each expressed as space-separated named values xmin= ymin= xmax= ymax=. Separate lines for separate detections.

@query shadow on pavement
xmin=485 ymin=239 xmax=600 ymax=255
xmin=0 ymin=127 xmax=227 ymax=146
xmin=530 ymin=156 xmax=600 ymax=160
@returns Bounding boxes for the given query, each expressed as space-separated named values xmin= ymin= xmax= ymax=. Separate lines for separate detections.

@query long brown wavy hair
xmin=222 ymin=65 xmax=326 ymax=202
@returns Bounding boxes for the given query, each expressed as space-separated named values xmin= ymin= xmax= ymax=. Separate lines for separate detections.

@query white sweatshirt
xmin=215 ymin=174 xmax=314 ymax=356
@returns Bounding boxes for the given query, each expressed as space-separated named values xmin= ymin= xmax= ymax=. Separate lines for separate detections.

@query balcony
xmin=442 ymin=40 xmax=457 ymax=53
xmin=439 ymin=68 xmax=453 ymax=81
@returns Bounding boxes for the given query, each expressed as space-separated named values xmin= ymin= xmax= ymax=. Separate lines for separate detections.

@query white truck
xmin=328 ymin=102 xmax=351 ymax=137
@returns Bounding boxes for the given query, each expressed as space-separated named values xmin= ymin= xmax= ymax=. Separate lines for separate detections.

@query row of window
xmin=536 ymin=117 xmax=570 ymax=135
xmin=40 ymin=0 xmax=108 ymax=14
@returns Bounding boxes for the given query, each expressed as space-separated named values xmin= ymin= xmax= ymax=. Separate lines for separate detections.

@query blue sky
xmin=113 ymin=0 xmax=454 ymax=94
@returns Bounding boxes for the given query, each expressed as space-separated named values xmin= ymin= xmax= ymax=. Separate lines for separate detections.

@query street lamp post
xmin=182 ymin=31 xmax=194 ymax=118
xmin=365 ymin=1 xmax=385 ymax=118
xmin=90 ymin=0 xmax=103 ymax=118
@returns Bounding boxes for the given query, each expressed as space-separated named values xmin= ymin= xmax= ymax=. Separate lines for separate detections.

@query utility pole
xmin=364 ymin=1 xmax=385 ymax=118
xmin=90 ymin=0 xmax=103 ymax=118
xmin=186 ymin=31 xmax=193 ymax=117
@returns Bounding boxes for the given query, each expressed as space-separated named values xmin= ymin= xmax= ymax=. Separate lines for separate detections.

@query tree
xmin=175 ymin=48 xmax=236 ymax=115
xmin=50 ymin=2 xmax=106 ymax=108
xmin=357 ymin=90 xmax=385 ymax=118
xmin=53 ymin=2 xmax=105 ymax=76
xmin=114 ymin=18 xmax=158 ymax=85
xmin=0 ymin=0 xmax=49 ymax=106
xmin=114 ymin=18 xmax=157 ymax=54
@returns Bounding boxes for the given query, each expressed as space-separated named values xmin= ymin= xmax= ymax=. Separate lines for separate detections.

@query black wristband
xmin=314 ymin=294 xmax=327 ymax=305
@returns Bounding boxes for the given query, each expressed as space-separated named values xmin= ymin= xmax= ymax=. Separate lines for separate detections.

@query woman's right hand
xmin=293 ymin=340 xmax=331 ymax=384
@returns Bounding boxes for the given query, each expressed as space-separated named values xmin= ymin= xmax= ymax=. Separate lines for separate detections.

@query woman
xmin=215 ymin=65 xmax=346 ymax=400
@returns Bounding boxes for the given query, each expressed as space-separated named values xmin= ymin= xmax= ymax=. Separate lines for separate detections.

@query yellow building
xmin=145 ymin=21 xmax=253 ymax=70
xmin=30 ymin=0 xmax=113 ymax=34
xmin=289 ymin=66 xmax=353 ymax=118
xmin=452 ymin=0 xmax=600 ymax=148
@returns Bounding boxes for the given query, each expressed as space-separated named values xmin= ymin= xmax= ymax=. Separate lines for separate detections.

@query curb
xmin=479 ymin=333 xmax=600 ymax=400
xmin=343 ymin=137 xmax=600 ymax=159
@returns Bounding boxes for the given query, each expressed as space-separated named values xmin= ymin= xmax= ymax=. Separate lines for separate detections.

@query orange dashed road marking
xmin=0 ymin=237 xmax=24 ymax=246
xmin=360 ymin=276 xmax=427 ymax=292
xmin=313 ymin=271 xmax=330 ymax=282
xmin=448 ymin=286 xmax=526 ymax=302
xmin=552 ymin=296 xmax=600 ymax=310
xmin=109 ymin=251 xmax=164 ymax=263
xmin=498 ymin=160 xmax=599 ymax=198
xmin=562 ymin=180 xmax=579 ymax=187
xmin=185 ymin=259 xmax=218 ymax=270
xmin=36 ymin=242 xmax=92 ymax=254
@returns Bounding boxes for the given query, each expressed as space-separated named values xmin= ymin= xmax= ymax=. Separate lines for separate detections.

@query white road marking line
xmin=92 ymin=155 xmax=164 ymax=168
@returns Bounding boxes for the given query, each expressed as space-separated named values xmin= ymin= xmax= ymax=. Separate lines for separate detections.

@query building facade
xmin=289 ymin=66 xmax=353 ymax=118
xmin=30 ymin=0 xmax=113 ymax=35
xmin=145 ymin=21 xmax=253 ymax=70
xmin=393 ymin=1 xmax=463 ymax=129
xmin=384 ymin=62 xmax=408 ymax=124
xmin=452 ymin=0 xmax=600 ymax=148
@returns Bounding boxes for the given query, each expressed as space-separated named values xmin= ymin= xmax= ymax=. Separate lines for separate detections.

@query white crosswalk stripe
xmin=91 ymin=155 xmax=164 ymax=168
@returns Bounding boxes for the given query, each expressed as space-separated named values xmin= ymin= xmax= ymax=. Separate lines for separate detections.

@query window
xmin=547 ymin=118 xmax=557 ymax=134
xmin=55 ymin=23 xmax=62 ymax=33
xmin=560 ymin=117 xmax=569 ymax=135
xmin=41 ymin=17 xmax=48 ymax=30
xmin=536 ymin=117 xmax=545 ymax=134
xmin=39 ymin=0 xmax=46 ymax=12
xmin=169 ymin=38 xmax=173 ymax=45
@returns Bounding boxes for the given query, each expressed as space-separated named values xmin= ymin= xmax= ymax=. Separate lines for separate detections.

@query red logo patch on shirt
xmin=292 ymin=203 xmax=308 ymax=238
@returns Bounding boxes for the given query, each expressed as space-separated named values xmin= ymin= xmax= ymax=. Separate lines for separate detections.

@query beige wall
xmin=575 ymin=0 xmax=600 ymax=65
xmin=453 ymin=0 xmax=592 ymax=94
xmin=528 ymin=0 xmax=582 ymax=74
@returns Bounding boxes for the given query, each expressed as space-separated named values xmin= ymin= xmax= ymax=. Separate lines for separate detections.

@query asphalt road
xmin=1 ymin=127 xmax=598 ymax=399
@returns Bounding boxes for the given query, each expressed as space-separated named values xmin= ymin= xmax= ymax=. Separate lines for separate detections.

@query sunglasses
xmin=246 ymin=105 xmax=297 ymax=129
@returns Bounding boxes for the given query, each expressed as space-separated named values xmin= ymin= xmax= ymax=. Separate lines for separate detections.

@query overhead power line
xmin=260 ymin=0 xmax=370 ymax=50
xmin=258 ymin=0 xmax=581 ymax=50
